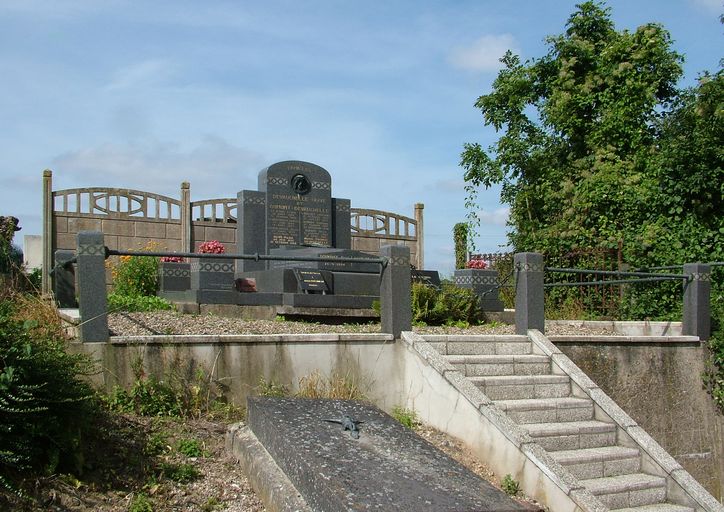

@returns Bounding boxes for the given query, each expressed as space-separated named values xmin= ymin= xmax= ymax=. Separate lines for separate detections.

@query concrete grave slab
xmin=246 ymin=396 xmax=527 ymax=512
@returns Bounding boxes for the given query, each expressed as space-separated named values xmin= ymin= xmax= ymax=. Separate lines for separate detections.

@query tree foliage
xmin=461 ymin=1 xmax=721 ymax=271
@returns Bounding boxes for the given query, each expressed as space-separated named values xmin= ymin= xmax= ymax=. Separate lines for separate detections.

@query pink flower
xmin=161 ymin=256 xmax=185 ymax=263
xmin=465 ymin=258 xmax=488 ymax=269
xmin=198 ymin=240 xmax=226 ymax=254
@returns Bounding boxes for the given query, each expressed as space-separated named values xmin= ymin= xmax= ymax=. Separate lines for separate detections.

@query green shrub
xmin=411 ymin=282 xmax=484 ymax=326
xmin=107 ymin=293 xmax=174 ymax=313
xmin=158 ymin=462 xmax=200 ymax=483
xmin=177 ymin=438 xmax=206 ymax=458
xmin=704 ymin=295 xmax=724 ymax=413
xmin=107 ymin=378 xmax=183 ymax=417
xmin=0 ymin=299 xmax=98 ymax=491
xmin=109 ymin=244 xmax=161 ymax=297
xmin=129 ymin=493 xmax=154 ymax=512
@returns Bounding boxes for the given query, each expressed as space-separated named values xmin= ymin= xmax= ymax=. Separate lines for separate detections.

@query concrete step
xmin=470 ymin=375 xmax=570 ymax=400
xmin=611 ymin=504 xmax=694 ymax=512
xmin=522 ymin=420 xmax=616 ymax=452
xmin=445 ymin=339 xmax=532 ymax=356
xmin=444 ymin=354 xmax=551 ymax=376
xmin=552 ymin=446 xmax=641 ymax=479
xmin=581 ymin=473 xmax=667 ymax=510
xmin=494 ymin=397 xmax=594 ymax=424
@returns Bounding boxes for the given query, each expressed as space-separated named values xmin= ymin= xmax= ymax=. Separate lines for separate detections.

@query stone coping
xmin=547 ymin=335 xmax=700 ymax=344
xmin=58 ymin=308 xmax=81 ymax=325
xmin=108 ymin=333 xmax=395 ymax=345
xmin=546 ymin=320 xmax=683 ymax=336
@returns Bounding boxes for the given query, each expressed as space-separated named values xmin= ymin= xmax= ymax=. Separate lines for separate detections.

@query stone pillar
xmin=76 ymin=231 xmax=108 ymax=342
xmin=380 ymin=245 xmax=411 ymax=338
xmin=683 ymin=263 xmax=711 ymax=340
xmin=180 ymin=181 xmax=191 ymax=253
xmin=332 ymin=198 xmax=351 ymax=249
xmin=514 ymin=252 xmax=545 ymax=335
xmin=53 ymin=249 xmax=77 ymax=308
xmin=41 ymin=169 xmax=53 ymax=295
xmin=414 ymin=203 xmax=424 ymax=270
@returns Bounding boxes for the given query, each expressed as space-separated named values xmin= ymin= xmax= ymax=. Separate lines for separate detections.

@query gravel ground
xmin=108 ymin=311 xmax=615 ymax=337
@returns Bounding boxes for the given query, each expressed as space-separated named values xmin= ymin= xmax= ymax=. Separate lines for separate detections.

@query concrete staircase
xmin=440 ymin=338 xmax=694 ymax=512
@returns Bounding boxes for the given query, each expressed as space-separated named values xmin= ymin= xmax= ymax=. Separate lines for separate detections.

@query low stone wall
xmin=71 ymin=334 xmax=402 ymax=409
xmin=555 ymin=338 xmax=724 ymax=502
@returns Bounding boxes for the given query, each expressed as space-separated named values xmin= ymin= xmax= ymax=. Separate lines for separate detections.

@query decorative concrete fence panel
xmin=41 ymin=171 xmax=424 ymax=294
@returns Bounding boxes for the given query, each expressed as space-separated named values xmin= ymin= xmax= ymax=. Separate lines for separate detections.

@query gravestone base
xmin=281 ymin=293 xmax=375 ymax=309
xmin=239 ymin=397 xmax=526 ymax=512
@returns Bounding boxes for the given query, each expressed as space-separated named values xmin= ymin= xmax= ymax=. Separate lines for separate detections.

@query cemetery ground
xmin=1 ymin=293 xmax=554 ymax=512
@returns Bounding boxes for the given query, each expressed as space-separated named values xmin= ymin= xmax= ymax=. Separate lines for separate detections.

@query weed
xmin=501 ymin=474 xmax=520 ymax=496
xmin=107 ymin=293 xmax=174 ymax=313
xmin=129 ymin=492 xmax=154 ymax=512
xmin=201 ymin=496 xmax=223 ymax=512
xmin=257 ymin=377 xmax=289 ymax=397
xmin=297 ymin=370 xmax=368 ymax=400
xmin=177 ymin=438 xmax=207 ymax=458
xmin=158 ymin=462 xmax=201 ymax=483
xmin=144 ymin=432 xmax=169 ymax=456
xmin=391 ymin=406 xmax=420 ymax=430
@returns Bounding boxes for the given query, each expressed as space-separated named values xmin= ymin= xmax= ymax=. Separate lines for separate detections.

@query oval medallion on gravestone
xmin=290 ymin=174 xmax=311 ymax=195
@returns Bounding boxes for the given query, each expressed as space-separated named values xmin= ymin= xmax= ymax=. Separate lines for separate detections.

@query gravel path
xmin=108 ymin=311 xmax=614 ymax=337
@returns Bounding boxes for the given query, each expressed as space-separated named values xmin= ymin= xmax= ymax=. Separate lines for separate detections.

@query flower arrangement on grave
xmin=160 ymin=255 xmax=185 ymax=263
xmin=465 ymin=257 xmax=488 ymax=270
xmin=198 ymin=240 xmax=225 ymax=254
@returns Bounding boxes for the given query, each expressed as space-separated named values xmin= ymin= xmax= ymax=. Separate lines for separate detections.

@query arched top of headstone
xmin=258 ymin=161 xmax=331 ymax=194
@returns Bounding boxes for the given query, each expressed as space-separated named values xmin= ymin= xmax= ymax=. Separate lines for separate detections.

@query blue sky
xmin=1 ymin=0 xmax=721 ymax=276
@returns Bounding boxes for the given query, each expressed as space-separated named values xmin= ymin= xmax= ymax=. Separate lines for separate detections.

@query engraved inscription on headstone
xmin=237 ymin=160 xmax=353 ymax=272
xmin=294 ymin=269 xmax=329 ymax=292
xmin=262 ymin=162 xmax=332 ymax=249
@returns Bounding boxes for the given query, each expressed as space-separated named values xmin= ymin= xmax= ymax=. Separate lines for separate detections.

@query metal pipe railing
xmin=544 ymin=267 xmax=688 ymax=279
xmin=105 ymin=248 xmax=388 ymax=269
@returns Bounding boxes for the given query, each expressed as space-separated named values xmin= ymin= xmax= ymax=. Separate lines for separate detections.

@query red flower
xmin=465 ymin=258 xmax=488 ymax=269
xmin=198 ymin=240 xmax=226 ymax=254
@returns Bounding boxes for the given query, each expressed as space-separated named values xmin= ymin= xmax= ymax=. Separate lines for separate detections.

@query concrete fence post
xmin=53 ymin=249 xmax=77 ymax=308
xmin=380 ymin=244 xmax=411 ymax=338
xmin=683 ymin=263 xmax=711 ymax=340
xmin=414 ymin=203 xmax=424 ymax=270
xmin=76 ymin=231 xmax=109 ymax=342
xmin=41 ymin=169 xmax=53 ymax=295
xmin=514 ymin=252 xmax=545 ymax=335
xmin=180 ymin=181 xmax=191 ymax=253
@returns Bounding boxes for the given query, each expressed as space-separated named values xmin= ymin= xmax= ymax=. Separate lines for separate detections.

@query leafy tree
xmin=461 ymin=1 xmax=683 ymax=257
xmin=461 ymin=1 xmax=722 ymax=319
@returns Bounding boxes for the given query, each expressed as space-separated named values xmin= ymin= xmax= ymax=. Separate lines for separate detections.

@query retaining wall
xmin=553 ymin=338 xmax=724 ymax=501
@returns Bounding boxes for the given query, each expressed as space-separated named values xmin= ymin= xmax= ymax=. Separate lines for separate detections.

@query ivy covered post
xmin=453 ymin=222 xmax=469 ymax=270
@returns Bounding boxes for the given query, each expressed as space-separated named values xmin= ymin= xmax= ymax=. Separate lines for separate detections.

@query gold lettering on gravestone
xmin=268 ymin=193 xmax=330 ymax=246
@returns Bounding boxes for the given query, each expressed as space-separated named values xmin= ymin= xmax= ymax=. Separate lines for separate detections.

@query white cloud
xmin=690 ymin=0 xmax=723 ymax=14
xmin=476 ymin=207 xmax=509 ymax=226
xmin=448 ymin=34 xmax=518 ymax=72
xmin=51 ymin=136 xmax=266 ymax=199
xmin=105 ymin=59 xmax=176 ymax=91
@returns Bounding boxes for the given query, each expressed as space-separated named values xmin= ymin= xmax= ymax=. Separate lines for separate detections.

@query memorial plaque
xmin=260 ymin=161 xmax=333 ymax=249
xmin=293 ymin=269 xmax=329 ymax=292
